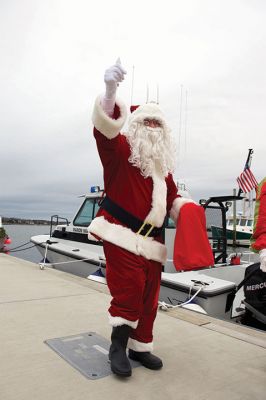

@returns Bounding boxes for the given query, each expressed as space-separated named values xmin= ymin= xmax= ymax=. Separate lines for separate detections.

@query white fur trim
xmin=145 ymin=166 xmax=167 ymax=227
xmin=87 ymin=232 xmax=101 ymax=241
xmin=88 ymin=216 xmax=167 ymax=264
xmin=259 ymin=249 xmax=266 ymax=257
xmin=128 ymin=103 xmax=167 ymax=130
xmin=170 ymin=197 xmax=196 ymax=223
xmin=92 ymin=94 xmax=127 ymax=139
xmin=127 ymin=338 xmax=153 ymax=352
xmin=108 ymin=313 xmax=138 ymax=329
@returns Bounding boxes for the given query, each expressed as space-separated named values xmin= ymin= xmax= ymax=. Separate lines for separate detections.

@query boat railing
xmin=202 ymin=195 xmax=243 ymax=264
xmin=238 ymin=251 xmax=256 ymax=264
xmin=49 ymin=215 xmax=69 ymax=237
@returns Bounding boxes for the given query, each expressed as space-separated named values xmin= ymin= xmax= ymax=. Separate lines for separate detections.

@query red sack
xmin=173 ymin=203 xmax=214 ymax=271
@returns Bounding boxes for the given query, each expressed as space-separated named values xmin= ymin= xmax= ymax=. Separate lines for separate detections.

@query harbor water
xmin=3 ymin=224 xmax=50 ymax=263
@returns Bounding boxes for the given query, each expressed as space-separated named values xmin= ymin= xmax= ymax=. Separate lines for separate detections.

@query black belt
xmin=100 ymin=196 xmax=163 ymax=238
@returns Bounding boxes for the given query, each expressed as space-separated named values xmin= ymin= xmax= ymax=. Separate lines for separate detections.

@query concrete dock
xmin=0 ymin=254 xmax=265 ymax=400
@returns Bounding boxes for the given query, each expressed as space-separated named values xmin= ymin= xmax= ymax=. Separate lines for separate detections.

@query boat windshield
xmin=247 ymin=219 xmax=253 ymax=226
xmin=73 ymin=199 xmax=100 ymax=226
xmin=240 ymin=219 xmax=246 ymax=226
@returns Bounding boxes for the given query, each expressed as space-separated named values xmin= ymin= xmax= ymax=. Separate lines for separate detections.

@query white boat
xmin=31 ymin=188 xmax=262 ymax=328
xmin=211 ymin=191 xmax=255 ymax=247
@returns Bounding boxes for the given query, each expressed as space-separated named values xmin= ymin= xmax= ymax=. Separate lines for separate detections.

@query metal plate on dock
xmin=45 ymin=331 xmax=140 ymax=379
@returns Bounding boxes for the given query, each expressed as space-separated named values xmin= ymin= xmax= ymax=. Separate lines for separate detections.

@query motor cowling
xmin=242 ymin=263 xmax=266 ymax=330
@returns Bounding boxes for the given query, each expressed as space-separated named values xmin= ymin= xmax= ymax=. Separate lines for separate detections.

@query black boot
xmin=128 ymin=349 xmax=163 ymax=370
xmin=109 ymin=325 xmax=132 ymax=377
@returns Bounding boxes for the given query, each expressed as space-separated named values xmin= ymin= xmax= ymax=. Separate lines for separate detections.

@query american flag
xmin=237 ymin=166 xmax=258 ymax=193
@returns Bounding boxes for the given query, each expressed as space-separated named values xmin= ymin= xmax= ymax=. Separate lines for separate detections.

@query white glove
xmin=104 ymin=58 xmax=127 ymax=99
xmin=101 ymin=58 xmax=126 ymax=116
xmin=259 ymin=249 xmax=266 ymax=272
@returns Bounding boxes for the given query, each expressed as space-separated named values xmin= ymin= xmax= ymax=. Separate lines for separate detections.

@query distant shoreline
xmin=2 ymin=218 xmax=51 ymax=226
xmin=4 ymin=223 xmax=51 ymax=226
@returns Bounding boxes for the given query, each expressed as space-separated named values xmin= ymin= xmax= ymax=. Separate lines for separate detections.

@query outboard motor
xmin=241 ymin=263 xmax=266 ymax=331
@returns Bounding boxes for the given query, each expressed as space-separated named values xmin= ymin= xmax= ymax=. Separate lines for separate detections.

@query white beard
xmin=126 ymin=122 xmax=176 ymax=178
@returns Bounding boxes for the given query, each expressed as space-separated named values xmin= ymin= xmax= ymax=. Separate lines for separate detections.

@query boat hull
xmin=160 ymin=267 xmax=247 ymax=320
xmin=31 ymin=235 xmax=250 ymax=322
xmin=31 ymin=235 xmax=106 ymax=278
xmin=211 ymin=225 xmax=252 ymax=247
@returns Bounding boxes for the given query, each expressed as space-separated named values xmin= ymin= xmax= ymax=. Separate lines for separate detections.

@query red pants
xmin=103 ymin=241 xmax=162 ymax=351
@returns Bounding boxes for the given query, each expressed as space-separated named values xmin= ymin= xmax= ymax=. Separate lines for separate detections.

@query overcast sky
xmin=1 ymin=0 xmax=265 ymax=219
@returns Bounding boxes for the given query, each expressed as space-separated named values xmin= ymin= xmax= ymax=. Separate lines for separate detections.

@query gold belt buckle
xmin=137 ymin=222 xmax=154 ymax=238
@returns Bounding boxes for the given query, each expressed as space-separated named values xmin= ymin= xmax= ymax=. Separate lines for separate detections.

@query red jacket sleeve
xmin=166 ymin=174 xmax=181 ymax=214
xmin=251 ymin=178 xmax=266 ymax=252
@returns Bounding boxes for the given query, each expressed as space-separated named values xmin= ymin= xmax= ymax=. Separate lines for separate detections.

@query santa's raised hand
xmin=104 ymin=58 xmax=127 ymax=99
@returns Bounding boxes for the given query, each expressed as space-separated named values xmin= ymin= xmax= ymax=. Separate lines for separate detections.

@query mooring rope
xmin=158 ymin=283 xmax=204 ymax=311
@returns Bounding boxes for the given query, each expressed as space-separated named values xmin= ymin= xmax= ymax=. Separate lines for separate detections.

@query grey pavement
xmin=0 ymin=254 xmax=265 ymax=400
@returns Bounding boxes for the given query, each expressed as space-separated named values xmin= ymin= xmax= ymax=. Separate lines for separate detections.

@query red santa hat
xmin=128 ymin=102 xmax=168 ymax=129
xmin=130 ymin=105 xmax=139 ymax=113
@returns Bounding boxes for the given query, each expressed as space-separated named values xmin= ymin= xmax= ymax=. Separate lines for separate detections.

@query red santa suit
xmin=250 ymin=177 xmax=266 ymax=253
xmin=89 ymin=95 xmax=188 ymax=352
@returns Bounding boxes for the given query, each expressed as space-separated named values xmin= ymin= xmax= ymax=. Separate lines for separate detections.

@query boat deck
xmin=0 ymin=254 xmax=265 ymax=400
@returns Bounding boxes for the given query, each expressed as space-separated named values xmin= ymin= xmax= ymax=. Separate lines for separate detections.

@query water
xmin=3 ymin=224 xmax=50 ymax=263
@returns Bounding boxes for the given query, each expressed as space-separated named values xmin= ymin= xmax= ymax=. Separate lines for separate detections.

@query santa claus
xmin=89 ymin=59 xmax=195 ymax=378
xmin=250 ymin=177 xmax=266 ymax=272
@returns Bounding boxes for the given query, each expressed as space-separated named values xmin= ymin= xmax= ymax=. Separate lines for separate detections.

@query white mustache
xmin=126 ymin=123 xmax=176 ymax=178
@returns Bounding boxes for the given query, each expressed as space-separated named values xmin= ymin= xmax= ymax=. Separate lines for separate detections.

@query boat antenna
xmin=177 ymin=84 xmax=183 ymax=171
xmin=146 ymin=84 xmax=149 ymax=103
xmin=184 ymin=89 xmax=188 ymax=165
xmin=237 ymin=148 xmax=254 ymax=197
xmin=156 ymin=84 xmax=159 ymax=104
xmin=130 ymin=65 xmax=135 ymax=106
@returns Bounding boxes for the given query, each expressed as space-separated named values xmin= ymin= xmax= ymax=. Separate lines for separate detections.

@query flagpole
xmin=237 ymin=148 xmax=254 ymax=197
xmin=177 ymin=84 xmax=183 ymax=171
xmin=233 ymin=188 xmax=237 ymax=248
xmin=130 ymin=65 xmax=135 ymax=106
